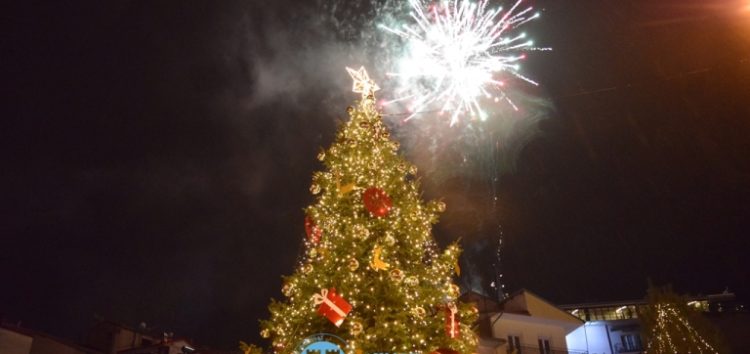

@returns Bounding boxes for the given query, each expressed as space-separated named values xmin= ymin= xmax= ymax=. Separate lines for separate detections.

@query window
xmin=538 ymin=338 xmax=551 ymax=354
xmin=507 ymin=335 xmax=521 ymax=353
xmin=621 ymin=334 xmax=642 ymax=351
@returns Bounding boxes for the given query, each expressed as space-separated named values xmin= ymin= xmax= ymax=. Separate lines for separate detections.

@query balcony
xmin=614 ymin=343 xmax=643 ymax=354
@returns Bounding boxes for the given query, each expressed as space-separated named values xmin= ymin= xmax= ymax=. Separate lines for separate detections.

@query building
xmin=463 ymin=288 xmax=747 ymax=354
xmin=86 ymin=320 xmax=209 ymax=354
xmin=0 ymin=318 xmax=228 ymax=354
xmin=559 ymin=289 xmax=748 ymax=354
xmin=0 ymin=322 xmax=100 ymax=354
xmin=465 ymin=289 xmax=586 ymax=354
xmin=559 ymin=299 xmax=645 ymax=354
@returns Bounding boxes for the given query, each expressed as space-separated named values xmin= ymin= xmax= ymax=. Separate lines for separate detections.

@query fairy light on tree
xmin=640 ymin=285 xmax=726 ymax=354
xmin=259 ymin=67 xmax=478 ymax=354
xmin=380 ymin=0 xmax=549 ymax=125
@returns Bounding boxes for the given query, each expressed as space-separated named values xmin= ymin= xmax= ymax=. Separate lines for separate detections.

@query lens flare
xmin=380 ymin=0 xmax=548 ymax=125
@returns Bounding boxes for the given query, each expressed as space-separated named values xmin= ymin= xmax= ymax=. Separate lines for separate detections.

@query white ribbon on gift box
xmin=447 ymin=302 xmax=458 ymax=337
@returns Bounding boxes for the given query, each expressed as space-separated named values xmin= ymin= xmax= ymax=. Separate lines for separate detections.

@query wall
xmin=0 ymin=328 xmax=33 ymax=354
xmin=492 ymin=313 xmax=572 ymax=351
xmin=28 ymin=336 xmax=88 ymax=354
xmin=565 ymin=323 xmax=612 ymax=354
xmin=524 ymin=294 xmax=582 ymax=326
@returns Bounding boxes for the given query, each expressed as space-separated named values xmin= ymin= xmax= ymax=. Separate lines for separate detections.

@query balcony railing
xmin=614 ymin=343 xmax=644 ymax=353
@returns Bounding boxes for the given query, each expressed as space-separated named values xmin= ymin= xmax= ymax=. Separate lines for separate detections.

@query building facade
xmin=465 ymin=288 xmax=746 ymax=354
xmin=467 ymin=289 xmax=586 ymax=354
xmin=560 ymin=289 xmax=747 ymax=354
xmin=0 ymin=323 xmax=98 ymax=354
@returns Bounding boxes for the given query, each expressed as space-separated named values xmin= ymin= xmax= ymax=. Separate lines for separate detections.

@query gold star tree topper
xmin=346 ymin=66 xmax=380 ymax=100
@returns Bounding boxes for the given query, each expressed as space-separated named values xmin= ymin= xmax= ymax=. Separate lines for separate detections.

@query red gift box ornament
xmin=311 ymin=288 xmax=352 ymax=327
xmin=445 ymin=302 xmax=460 ymax=338
xmin=362 ymin=187 xmax=392 ymax=217
xmin=304 ymin=216 xmax=322 ymax=244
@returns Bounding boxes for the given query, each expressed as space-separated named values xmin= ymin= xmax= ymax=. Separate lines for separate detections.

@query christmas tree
xmin=260 ymin=67 xmax=478 ymax=354
xmin=640 ymin=285 xmax=725 ymax=354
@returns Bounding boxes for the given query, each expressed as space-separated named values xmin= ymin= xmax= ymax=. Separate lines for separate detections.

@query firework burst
xmin=380 ymin=0 xmax=548 ymax=125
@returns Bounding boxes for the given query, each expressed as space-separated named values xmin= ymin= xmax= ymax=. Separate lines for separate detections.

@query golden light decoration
xmin=350 ymin=321 xmax=364 ymax=336
xmin=383 ymin=233 xmax=396 ymax=247
xmin=412 ymin=306 xmax=426 ymax=319
xmin=370 ymin=245 xmax=390 ymax=271
xmin=348 ymin=258 xmax=360 ymax=271
xmin=337 ymin=181 xmax=356 ymax=195
xmin=259 ymin=68 xmax=478 ymax=354
xmin=282 ymin=282 xmax=294 ymax=297
xmin=389 ymin=268 xmax=405 ymax=282
xmin=346 ymin=66 xmax=380 ymax=100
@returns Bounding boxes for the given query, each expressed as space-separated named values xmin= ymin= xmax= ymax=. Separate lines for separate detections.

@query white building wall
xmin=565 ymin=323 xmax=612 ymax=354
xmin=492 ymin=313 xmax=572 ymax=351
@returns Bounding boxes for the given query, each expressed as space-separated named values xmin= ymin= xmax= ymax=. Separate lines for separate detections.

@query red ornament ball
xmin=304 ymin=216 xmax=322 ymax=244
xmin=362 ymin=187 xmax=392 ymax=217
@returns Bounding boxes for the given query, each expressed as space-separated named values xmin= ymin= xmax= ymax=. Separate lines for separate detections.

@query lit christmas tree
xmin=260 ymin=67 xmax=478 ymax=354
xmin=641 ymin=285 xmax=725 ymax=354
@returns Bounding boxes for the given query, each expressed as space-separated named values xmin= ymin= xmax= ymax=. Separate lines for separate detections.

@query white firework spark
xmin=380 ymin=0 xmax=548 ymax=125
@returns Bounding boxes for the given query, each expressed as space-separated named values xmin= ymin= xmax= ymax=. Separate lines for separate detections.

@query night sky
xmin=3 ymin=0 xmax=749 ymax=350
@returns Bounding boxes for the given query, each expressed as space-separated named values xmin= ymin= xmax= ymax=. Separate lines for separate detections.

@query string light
xmin=644 ymin=304 xmax=718 ymax=354
xmin=259 ymin=69 xmax=477 ymax=354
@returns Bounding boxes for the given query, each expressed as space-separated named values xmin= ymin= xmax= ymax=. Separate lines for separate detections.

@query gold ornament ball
xmin=352 ymin=224 xmax=369 ymax=239
xmin=397 ymin=162 xmax=408 ymax=173
xmin=348 ymin=258 xmax=360 ymax=271
xmin=408 ymin=164 xmax=418 ymax=176
xmin=282 ymin=282 xmax=294 ymax=297
xmin=448 ymin=284 xmax=461 ymax=297
xmin=349 ymin=321 xmax=363 ymax=336
xmin=389 ymin=268 xmax=405 ymax=282
xmin=310 ymin=184 xmax=321 ymax=195
xmin=412 ymin=306 xmax=426 ymax=319
xmin=260 ymin=328 xmax=270 ymax=338
xmin=404 ymin=276 xmax=419 ymax=287
xmin=383 ymin=232 xmax=396 ymax=246
xmin=309 ymin=248 xmax=318 ymax=258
